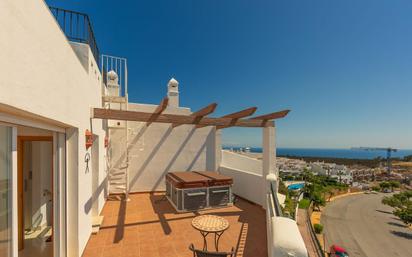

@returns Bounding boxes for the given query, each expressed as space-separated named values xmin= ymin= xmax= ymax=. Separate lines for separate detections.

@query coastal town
xmin=233 ymin=148 xmax=412 ymax=188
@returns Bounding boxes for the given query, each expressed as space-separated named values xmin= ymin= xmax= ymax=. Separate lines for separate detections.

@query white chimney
xmin=107 ymin=70 xmax=120 ymax=96
xmin=167 ymin=78 xmax=179 ymax=107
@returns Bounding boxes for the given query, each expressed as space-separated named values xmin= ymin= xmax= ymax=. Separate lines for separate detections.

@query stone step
xmin=91 ymin=216 xmax=104 ymax=234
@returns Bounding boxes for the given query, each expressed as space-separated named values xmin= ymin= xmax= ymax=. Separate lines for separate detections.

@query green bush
xmin=278 ymin=181 xmax=288 ymax=195
xmin=313 ymin=223 xmax=323 ymax=234
xmin=371 ymin=186 xmax=380 ymax=192
xmin=382 ymin=190 xmax=412 ymax=225
xmin=298 ymin=198 xmax=311 ymax=209
xmin=379 ymin=181 xmax=390 ymax=190
xmin=283 ymin=196 xmax=296 ymax=218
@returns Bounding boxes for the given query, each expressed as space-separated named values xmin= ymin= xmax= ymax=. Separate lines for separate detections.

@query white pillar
xmin=262 ymin=123 xmax=275 ymax=207
xmin=215 ymin=128 xmax=222 ymax=171
xmin=263 ymin=123 xmax=276 ymax=257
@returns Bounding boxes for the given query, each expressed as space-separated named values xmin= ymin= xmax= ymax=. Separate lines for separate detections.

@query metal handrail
xmin=49 ymin=6 xmax=100 ymax=66
xmin=306 ymin=204 xmax=325 ymax=257
xmin=270 ymin=181 xmax=283 ymax=217
xmin=101 ymin=55 xmax=128 ymax=97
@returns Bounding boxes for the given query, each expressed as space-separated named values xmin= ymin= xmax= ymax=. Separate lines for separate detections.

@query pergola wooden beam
xmin=92 ymin=108 xmax=274 ymax=128
xmin=235 ymin=110 xmax=291 ymax=128
xmin=221 ymin=107 xmax=257 ymax=119
xmin=172 ymin=103 xmax=217 ymax=128
xmin=145 ymin=97 xmax=169 ymax=125
xmin=250 ymin=109 xmax=290 ymax=120
xmin=213 ymin=107 xmax=257 ymax=129
xmin=154 ymin=97 xmax=169 ymax=114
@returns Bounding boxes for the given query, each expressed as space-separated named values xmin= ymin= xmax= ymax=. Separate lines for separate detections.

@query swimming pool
xmin=287 ymin=183 xmax=305 ymax=190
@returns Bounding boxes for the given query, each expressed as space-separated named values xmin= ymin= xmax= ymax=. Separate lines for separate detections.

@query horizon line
xmin=222 ymin=145 xmax=412 ymax=151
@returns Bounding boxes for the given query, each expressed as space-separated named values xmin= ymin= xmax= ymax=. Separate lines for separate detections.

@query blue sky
xmin=47 ymin=0 xmax=412 ymax=149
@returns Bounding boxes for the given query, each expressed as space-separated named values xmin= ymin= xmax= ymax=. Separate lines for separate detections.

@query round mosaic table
xmin=191 ymin=215 xmax=230 ymax=251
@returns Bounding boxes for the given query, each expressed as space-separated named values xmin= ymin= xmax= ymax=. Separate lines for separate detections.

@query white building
xmin=309 ymin=162 xmax=327 ymax=175
xmin=309 ymin=162 xmax=352 ymax=184
xmin=0 ymin=1 xmax=308 ymax=257
xmin=277 ymin=157 xmax=308 ymax=175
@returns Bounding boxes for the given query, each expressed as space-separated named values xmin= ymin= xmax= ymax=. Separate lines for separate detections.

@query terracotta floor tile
xmin=139 ymin=244 xmax=159 ymax=257
xmin=84 ymin=193 xmax=267 ymax=257
xmin=122 ymin=244 xmax=140 ymax=257
xmin=82 ymin=246 xmax=103 ymax=257
xmin=101 ymin=245 xmax=122 ymax=257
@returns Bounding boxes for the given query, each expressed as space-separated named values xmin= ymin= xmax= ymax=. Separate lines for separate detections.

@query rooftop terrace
xmin=82 ymin=193 xmax=267 ymax=257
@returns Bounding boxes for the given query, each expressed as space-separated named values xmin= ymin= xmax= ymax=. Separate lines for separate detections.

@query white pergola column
xmin=214 ymin=128 xmax=222 ymax=171
xmin=262 ymin=123 xmax=275 ymax=207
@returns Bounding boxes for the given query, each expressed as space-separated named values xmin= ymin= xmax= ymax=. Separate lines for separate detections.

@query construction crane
xmin=352 ymin=147 xmax=398 ymax=174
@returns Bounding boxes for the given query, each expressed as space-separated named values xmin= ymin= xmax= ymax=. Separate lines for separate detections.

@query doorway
xmin=18 ymin=136 xmax=53 ymax=257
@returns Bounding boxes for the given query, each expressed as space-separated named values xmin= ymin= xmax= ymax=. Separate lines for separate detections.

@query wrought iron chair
xmin=189 ymin=244 xmax=235 ymax=257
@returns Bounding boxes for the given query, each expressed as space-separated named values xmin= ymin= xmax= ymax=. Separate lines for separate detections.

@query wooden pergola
xmin=92 ymin=97 xmax=290 ymax=206
xmin=92 ymin=97 xmax=289 ymax=129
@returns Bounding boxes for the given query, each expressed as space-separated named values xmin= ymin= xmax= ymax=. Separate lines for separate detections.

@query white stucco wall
xmin=219 ymin=151 xmax=266 ymax=206
xmin=0 ymin=1 xmax=107 ymax=256
xmin=219 ymin=166 xmax=263 ymax=206
xmin=109 ymin=103 xmax=219 ymax=192
xmin=221 ymin=150 xmax=262 ymax=175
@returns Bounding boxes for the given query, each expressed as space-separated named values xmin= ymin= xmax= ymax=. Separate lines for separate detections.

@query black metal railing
xmin=49 ymin=7 xmax=100 ymax=66
xmin=270 ymin=181 xmax=283 ymax=217
xmin=307 ymin=203 xmax=326 ymax=257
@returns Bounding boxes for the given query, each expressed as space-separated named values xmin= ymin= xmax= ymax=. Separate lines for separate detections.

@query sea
xmin=223 ymin=147 xmax=412 ymax=160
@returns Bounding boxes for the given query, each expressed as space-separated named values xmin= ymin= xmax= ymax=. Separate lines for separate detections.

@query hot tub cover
xmin=166 ymin=171 xmax=233 ymax=189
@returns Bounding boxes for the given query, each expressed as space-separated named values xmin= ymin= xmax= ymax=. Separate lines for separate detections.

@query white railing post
xmin=263 ymin=123 xmax=276 ymax=257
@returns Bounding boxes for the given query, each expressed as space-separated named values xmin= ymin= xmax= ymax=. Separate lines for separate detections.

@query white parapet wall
xmin=270 ymin=217 xmax=308 ymax=257
xmin=267 ymin=176 xmax=308 ymax=257
xmin=219 ymin=150 xmax=264 ymax=205
xmin=221 ymin=150 xmax=262 ymax=175
xmin=219 ymin=166 xmax=263 ymax=206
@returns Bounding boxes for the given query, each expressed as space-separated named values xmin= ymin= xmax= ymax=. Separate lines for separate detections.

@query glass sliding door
xmin=0 ymin=126 xmax=12 ymax=257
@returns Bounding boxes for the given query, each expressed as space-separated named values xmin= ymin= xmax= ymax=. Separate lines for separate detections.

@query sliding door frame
xmin=17 ymin=136 xmax=53 ymax=251
xmin=0 ymin=120 xmax=67 ymax=257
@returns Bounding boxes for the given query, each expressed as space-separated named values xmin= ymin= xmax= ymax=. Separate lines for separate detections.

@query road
xmin=321 ymin=193 xmax=412 ymax=257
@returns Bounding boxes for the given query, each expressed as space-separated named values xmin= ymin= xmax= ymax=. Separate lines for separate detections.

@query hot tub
xmin=166 ymin=171 xmax=233 ymax=212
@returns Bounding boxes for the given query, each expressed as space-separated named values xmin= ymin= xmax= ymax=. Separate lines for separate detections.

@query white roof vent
xmin=168 ymin=78 xmax=179 ymax=90
xmin=107 ymin=70 xmax=120 ymax=96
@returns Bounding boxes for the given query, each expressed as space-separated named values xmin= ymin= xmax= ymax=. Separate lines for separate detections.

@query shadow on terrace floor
xmin=82 ymin=193 xmax=267 ymax=257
